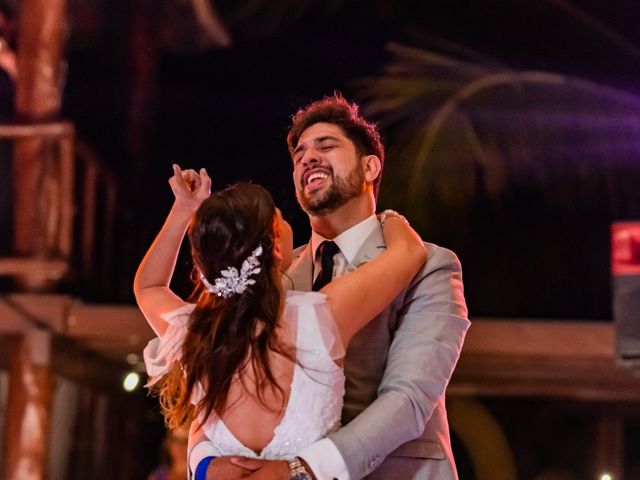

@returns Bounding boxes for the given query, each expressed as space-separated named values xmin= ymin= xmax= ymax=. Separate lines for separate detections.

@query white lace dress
xmin=143 ymin=291 xmax=346 ymax=459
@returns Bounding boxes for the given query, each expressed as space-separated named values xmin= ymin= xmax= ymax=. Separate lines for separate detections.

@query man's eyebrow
xmin=315 ymin=135 xmax=340 ymax=144
xmin=293 ymin=135 xmax=340 ymax=157
xmin=293 ymin=144 xmax=306 ymax=156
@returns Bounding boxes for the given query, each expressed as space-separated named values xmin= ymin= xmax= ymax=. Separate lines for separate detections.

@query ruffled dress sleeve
xmin=283 ymin=291 xmax=345 ymax=362
xmin=143 ymin=304 xmax=194 ymax=386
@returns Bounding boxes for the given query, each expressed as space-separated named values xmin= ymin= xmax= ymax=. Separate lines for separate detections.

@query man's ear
xmin=273 ymin=240 xmax=283 ymax=262
xmin=272 ymin=219 xmax=283 ymax=263
xmin=362 ymin=155 xmax=382 ymax=183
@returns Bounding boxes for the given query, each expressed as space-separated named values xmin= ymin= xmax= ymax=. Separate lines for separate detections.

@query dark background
xmin=58 ymin=0 xmax=640 ymax=319
xmin=1 ymin=2 xmax=638 ymax=478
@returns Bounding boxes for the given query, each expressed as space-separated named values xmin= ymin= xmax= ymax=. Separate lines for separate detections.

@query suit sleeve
xmin=326 ymin=245 xmax=470 ymax=479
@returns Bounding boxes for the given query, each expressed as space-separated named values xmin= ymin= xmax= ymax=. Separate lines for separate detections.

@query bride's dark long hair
xmin=155 ymin=183 xmax=292 ymax=430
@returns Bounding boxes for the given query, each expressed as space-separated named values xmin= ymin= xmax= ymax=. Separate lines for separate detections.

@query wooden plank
xmin=449 ymin=319 xmax=640 ymax=400
xmin=0 ymin=293 xmax=72 ymax=333
xmin=0 ymin=258 xmax=68 ymax=281
xmin=65 ymin=303 xmax=154 ymax=364
xmin=459 ymin=318 xmax=613 ymax=358
xmin=0 ymin=294 xmax=153 ymax=369
xmin=0 ymin=122 xmax=73 ymax=138
xmin=3 ymin=298 xmax=640 ymax=401
xmin=450 ymin=354 xmax=640 ymax=400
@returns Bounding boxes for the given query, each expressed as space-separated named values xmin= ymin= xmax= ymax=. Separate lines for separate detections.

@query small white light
xmin=123 ymin=372 xmax=140 ymax=392
xmin=600 ymin=473 xmax=613 ymax=480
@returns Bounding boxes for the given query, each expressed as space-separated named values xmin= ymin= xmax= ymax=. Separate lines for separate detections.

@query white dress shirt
xmin=310 ymin=214 xmax=379 ymax=282
xmin=299 ymin=214 xmax=379 ymax=480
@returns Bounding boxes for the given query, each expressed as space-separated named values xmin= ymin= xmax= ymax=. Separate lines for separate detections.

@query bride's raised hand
xmin=169 ymin=163 xmax=211 ymax=213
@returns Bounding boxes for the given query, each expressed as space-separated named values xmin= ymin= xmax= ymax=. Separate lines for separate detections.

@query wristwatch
xmin=288 ymin=457 xmax=313 ymax=480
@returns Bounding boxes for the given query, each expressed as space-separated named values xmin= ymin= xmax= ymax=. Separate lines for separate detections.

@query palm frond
xmin=357 ymin=43 xmax=640 ymax=236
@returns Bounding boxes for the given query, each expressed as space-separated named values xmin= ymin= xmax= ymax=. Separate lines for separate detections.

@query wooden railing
xmin=73 ymin=141 xmax=118 ymax=297
xmin=0 ymin=122 xmax=117 ymax=295
xmin=0 ymin=122 xmax=74 ymax=288
xmin=0 ymin=123 xmax=124 ymax=479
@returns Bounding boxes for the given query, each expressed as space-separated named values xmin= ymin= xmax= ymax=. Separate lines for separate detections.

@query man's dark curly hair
xmin=287 ymin=93 xmax=385 ymax=198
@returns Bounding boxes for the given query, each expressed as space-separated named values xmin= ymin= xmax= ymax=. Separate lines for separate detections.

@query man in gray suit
xmin=207 ymin=94 xmax=469 ymax=479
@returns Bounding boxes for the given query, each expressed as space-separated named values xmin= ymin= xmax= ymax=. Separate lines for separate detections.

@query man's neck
xmin=309 ymin=200 xmax=375 ymax=239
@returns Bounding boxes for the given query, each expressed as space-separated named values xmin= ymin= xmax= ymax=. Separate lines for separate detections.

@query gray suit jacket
xmin=286 ymin=224 xmax=470 ymax=480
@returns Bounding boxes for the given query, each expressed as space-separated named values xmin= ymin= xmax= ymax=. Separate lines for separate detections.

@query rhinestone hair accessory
xmin=199 ymin=245 xmax=263 ymax=298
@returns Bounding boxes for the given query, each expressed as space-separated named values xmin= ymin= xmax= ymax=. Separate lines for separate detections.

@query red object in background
xmin=612 ymin=222 xmax=640 ymax=275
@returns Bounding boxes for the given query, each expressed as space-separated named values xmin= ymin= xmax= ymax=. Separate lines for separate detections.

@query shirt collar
xmin=310 ymin=214 xmax=378 ymax=263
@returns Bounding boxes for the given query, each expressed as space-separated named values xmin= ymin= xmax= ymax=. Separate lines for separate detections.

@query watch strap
xmin=288 ymin=457 xmax=313 ymax=480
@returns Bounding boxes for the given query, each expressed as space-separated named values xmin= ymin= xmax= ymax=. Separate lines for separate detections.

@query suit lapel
xmin=286 ymin=244 xmax=314 ymax=291
xmin=350 ymin=224 xmax=386 ymax=268
xmin=286 ymin=223 xmax=386 ymax=291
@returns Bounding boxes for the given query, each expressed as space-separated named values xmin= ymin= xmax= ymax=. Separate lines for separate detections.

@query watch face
xmin=291 ymin=473 xmax=313 ymax=480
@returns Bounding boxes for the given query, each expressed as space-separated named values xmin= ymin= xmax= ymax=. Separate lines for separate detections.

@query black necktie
xmin=312 ymin=241 xmax=340 ymax=291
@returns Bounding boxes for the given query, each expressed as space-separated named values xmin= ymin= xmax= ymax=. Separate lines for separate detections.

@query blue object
xmin=195 ymin=456 xmax=215 ymax=480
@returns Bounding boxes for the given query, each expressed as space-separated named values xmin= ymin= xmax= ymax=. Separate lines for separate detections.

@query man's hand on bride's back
xmin=206 ymin=456 xmax=257 ymax=479
xmin=228 ymin=457 xmax=291 ymax=479
xmin=169 ymin=164 xmax=211 ymax=213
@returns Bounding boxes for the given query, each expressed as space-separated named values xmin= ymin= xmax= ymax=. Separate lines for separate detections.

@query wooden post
xmin=57 ymin=131 xmax=75 ymax=259
xmin=592 ymin=405 xmax=624 ymax=480
xmin=3 ymin=329 xmax=53 ymax=480
xmin=12 ymin=0 xmax=67 ymax=286
xmin=14 ymin=0 xmax=66 ymax=119
xmin=80 ymin=159 xmax=98 ymax=273
xmin=13 ymin=0 xmax=65 ymax=256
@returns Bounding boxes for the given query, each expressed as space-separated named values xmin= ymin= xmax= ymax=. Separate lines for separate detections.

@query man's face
xmin=291 ymin=122 xmax=366 ymax=216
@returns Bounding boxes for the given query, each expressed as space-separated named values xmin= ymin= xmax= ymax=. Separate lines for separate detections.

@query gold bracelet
xmin=379 ymin=209 xmax=409 ymax=227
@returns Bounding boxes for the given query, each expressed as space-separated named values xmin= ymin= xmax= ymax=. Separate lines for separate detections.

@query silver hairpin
xmin=199 ymin=245 xmax=263 ymax=298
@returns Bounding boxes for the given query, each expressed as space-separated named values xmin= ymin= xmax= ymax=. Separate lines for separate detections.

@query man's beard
xmin=296 ymin=166 xmax=365 ymax=216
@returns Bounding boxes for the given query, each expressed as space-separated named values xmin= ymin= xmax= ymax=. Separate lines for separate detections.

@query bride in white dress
xmin=134 ymin=165 xmax=426 ymax=479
